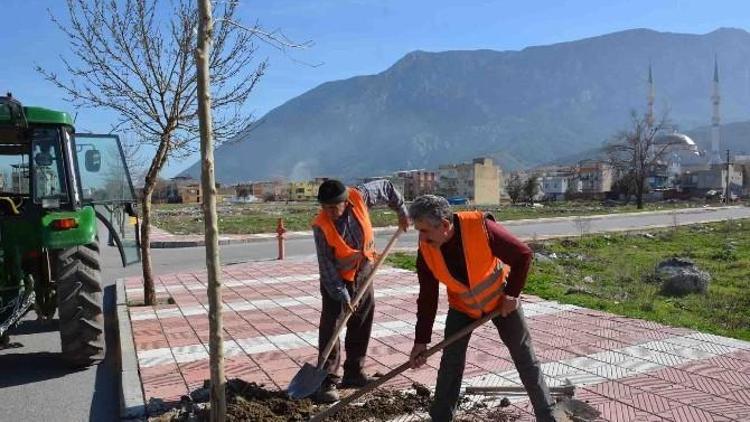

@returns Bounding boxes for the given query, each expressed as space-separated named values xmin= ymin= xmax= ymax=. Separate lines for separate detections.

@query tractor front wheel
xmin=55 ymin=242 xmax=105 ymax=367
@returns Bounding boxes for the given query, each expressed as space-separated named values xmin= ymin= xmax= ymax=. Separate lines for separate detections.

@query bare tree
xmin=505 ymin=173 xmax=524 ymax=205
xmin=605 ymin=111 xmax=696 ymax=209
xmin=610 ymin=172 xmax=638 ymax=205
xmin=523 ymin=173 xmax=540 ymax=205
xmin=40 ymin=0 xmax=275 ymax=304
xmin=120 ymin=134 xmax=148 ymax=184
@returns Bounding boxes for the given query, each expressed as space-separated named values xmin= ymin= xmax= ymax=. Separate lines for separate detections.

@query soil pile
xmin=319 ymin=382 xmax=432 ymax=422
xmin=153 ymin=380 xmax=524 ymax=421
xmin=225 ymin=379 xmax=315 ymax=421
xmin=151 ymin=379 xmax=315 ymax=422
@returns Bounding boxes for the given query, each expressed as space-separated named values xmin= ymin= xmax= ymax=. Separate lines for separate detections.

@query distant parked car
xmin=447 ymin=197 xmax=469 ymax=205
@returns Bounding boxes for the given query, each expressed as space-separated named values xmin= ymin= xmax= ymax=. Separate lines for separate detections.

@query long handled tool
xmin=310 ymin=307 xmax=504 ymax=421
xmin=287 ymin=229 xmax=403 ymax=400
xmin=465 ymin=381 xmax=575 ymax=398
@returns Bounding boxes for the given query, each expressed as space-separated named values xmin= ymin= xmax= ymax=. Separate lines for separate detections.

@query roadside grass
xmin=386 ymin=252 xmax=418 ymax=272
xmin=151 ymin=200 xmax=706 ymax=235
xmin=385 ymin=219 xmax=750 ymax=341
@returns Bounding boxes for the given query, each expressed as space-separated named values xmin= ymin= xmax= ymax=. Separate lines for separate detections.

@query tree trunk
xmin=196 ymin=1 xmax=225 ymax=420
xmin=636 ymin=176 xmax=645 ymax=209
xmin=140 ymin=187 xmax=156 ymax=305
xmin=140 ymin=136 xmax=171 ymax=306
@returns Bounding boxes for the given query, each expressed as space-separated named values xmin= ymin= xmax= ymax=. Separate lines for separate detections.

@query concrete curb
xmin=116 ymin=278 xmax=147 ymax=420
xmin=149 ymin=206 xmax=743 ymax=248
xmin=149 ymin=230 xmax=318 ymax=249
xmin=149 ymin=225 xmax=401 ymax=248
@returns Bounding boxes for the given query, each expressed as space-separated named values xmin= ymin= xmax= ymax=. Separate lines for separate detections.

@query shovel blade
xmin=287 ymin=363 xmax=327 ymax=399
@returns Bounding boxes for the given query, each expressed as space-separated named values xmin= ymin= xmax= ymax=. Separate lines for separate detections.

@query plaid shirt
xmin=313 ymin=179 xmax=407 ymax=303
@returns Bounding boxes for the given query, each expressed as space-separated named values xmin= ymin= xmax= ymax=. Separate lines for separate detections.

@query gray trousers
xmin=429 ymin=306 xmax=556 ymax=422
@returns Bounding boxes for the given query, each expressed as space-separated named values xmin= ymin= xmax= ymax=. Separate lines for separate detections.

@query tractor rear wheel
xmin=55 ymin=241 xmax=105 ymax=367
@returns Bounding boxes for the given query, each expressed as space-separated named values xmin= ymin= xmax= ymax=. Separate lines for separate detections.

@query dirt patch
xmin=151 ymin=379 xmax=316 ymax=421
xmin=224 ymin=379 xmax=316 ymax=421
xmin=152 ymin=380 xmax=524 ymax=421
xmin=318 ymin=383 xmax=432 ymax=421
xmin=452 ymin=396 xmax=519 ymax=422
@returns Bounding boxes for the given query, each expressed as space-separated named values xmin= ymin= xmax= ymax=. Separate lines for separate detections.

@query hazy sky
xmin=3 ymin=0 xmax=750 ymax=176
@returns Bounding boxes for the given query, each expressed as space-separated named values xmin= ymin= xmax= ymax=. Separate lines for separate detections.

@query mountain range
xmin=180 ymin=27 xmax=750 ymax=183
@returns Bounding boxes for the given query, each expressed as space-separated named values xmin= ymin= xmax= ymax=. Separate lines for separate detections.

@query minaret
xmin=709 ymin=56 xmax=722 ymax=165
xmin=646 ymin=63 xmax=655 ymax=130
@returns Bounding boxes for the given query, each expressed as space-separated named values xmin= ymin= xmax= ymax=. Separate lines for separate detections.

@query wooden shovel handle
xmin=466 ymin=384 xmax=575 ymax=396
xmin=311 ymin=308 xmax=503 ymax=421
xmin=317 ymin=229 xmax=403 ymax=368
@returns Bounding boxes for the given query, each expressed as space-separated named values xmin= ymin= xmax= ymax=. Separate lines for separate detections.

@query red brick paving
xmin=124 ymin=259 xmax=750 ymax=421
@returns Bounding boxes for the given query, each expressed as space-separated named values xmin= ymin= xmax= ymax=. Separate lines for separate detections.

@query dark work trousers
xmin=430 ymin=306 xmax=556 ymax=422
xmin=318 ymin=266 xmax=375 ymax=380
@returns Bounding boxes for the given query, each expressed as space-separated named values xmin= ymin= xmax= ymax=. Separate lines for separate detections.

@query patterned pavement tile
xmin=626 ymin=391 xmax=681 ymax=414
xmin=691 ymin=396 xmax=750 ymax=419
xmin=658 ymin=405 xmax=730 ymax=422
xmin=595 ymin=401 xmax=640 ymax=422
xmin=730 ymin=388 xmax=750 ymax=405
xmin=587 ymin=381 xmax=636 ymax=399
xmin=124 ymin=257 xmax=750 ymax=420
xmin=687 ymin=372 xmax=743 ymax=395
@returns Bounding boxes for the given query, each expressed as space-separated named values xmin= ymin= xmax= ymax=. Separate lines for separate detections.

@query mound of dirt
xmin=152 ymin=380 xmax=522 ymax=422
xmin=323 ymin=386 xmax=432 ymax=421
xmin=152 ymin=379 xmax=316 ymax=422
xmin=225 ymin=379 xmax=315 ymax=421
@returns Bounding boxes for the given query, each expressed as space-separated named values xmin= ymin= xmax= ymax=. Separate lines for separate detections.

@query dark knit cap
xmin=317 ymin=179 xmax=349 ymax=204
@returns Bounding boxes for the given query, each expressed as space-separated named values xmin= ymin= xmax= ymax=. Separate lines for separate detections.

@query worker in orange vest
xmin=312 ymin=179 xmax=409 ymax=403
xmin=408 ymin=195 xmax=558 ymax=422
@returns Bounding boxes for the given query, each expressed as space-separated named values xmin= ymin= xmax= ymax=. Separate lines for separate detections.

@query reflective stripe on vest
xmin=312 ymin=188 xmax=376 ymax=282
xmin=458 ymin=262 xmax=505 ymax=311
xmin=419 ymin=211 xmax=509 ymax=318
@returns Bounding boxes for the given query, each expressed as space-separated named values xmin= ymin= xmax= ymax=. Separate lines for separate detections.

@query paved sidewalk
xmin=121 ymin=259 xmax=750 ymax=421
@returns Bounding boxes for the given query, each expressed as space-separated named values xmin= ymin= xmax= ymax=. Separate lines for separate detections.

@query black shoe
xmin=340 ymin=372 xmax=377 ymax=388
xmin=314 ymin=380 xmax=339 ymax=404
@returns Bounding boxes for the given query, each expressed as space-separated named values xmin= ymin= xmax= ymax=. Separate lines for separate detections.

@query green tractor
xmin=0 ymin=94 xmax=141 ymax=366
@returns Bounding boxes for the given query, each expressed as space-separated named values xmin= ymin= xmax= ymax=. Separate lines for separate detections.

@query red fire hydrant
xmin=276 ymin=217 xmax=286 ymax=260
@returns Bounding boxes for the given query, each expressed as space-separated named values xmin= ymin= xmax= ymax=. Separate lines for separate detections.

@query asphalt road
xmin=106 ymin=205 xmax=750 ymax=278
xmin=1 ymin=205 xmax=749 ymax=421
xmin=0 ymin=242 xmax=123 ymax=422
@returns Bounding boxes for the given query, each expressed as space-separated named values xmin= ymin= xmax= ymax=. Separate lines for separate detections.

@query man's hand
xmin=498 ymin=295 xmax=520 ymax=317
xmin=398 ymin=214 xmax=410 ymax=232
xmin=345 ymin=300 xmax=357 ymax=314
xmin=409 ymin=342 xmax=428 ymax=369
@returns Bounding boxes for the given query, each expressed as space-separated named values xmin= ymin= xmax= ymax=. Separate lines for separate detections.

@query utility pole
xmin=724 ymin=149 xmax=732 ymax=203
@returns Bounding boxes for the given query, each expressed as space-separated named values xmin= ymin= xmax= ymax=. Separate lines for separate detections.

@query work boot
xmin=314 ymin=378 xmax=339 ymax=404
xmin=340 ymin=371 xmax=377 ymax=388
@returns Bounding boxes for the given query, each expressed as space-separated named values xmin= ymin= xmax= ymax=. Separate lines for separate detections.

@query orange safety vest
xmin=419 ymin=211 xmax=509 ymax=319
xmin=312 ymin=188 xmax=376 ymax=282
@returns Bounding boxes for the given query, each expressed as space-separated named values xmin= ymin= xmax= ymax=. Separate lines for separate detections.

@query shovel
xmin=310 ymin=307 xmax=504 ymax=421
xmin=287 ymin=228 xmax=403 ymax=400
